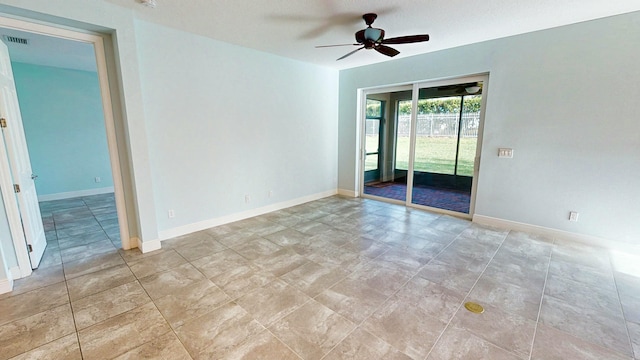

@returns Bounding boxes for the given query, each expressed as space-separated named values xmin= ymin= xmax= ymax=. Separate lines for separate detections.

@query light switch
xmin=498 ymin=148 xmax=513 ymax=158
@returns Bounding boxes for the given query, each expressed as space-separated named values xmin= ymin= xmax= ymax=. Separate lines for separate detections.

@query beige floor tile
xmin=628 ymin=321 xmax=640 ymax=359
xmin=539 ymin=295 xmax=631 ymax=356
xmin=66 ymin=264 xmax=135 ymax=301
xmin=207 ymin=261 xmax=278 ymax=300
xmin=236 ymin=279 xmax=311 ymax=326
xmin=451 ymin=301 xmax=537 ymax=359
xmin=219 ymin=330 xmax=301 ymax=360
xmin=59 ymin=240 xmax=117 ymax=263
xmin=175 ymin=302 xmax=264 ymax=359
xmin=427 ymin=325 xmax=522 ymax=360
xmin=172 ymin=232 xmax=227 ymax=261
xmin=281 ymin=261 xmax=351 ymax=297
xmin=4 ymin=265 xmax=64 ymax=297
xmin=232 ymin=238 xmax=282 ymax=260
xmin=118 ymin=247 xmax=167 ymax=264
xmin=191 ymin=248 xmax=252 ymax=278
xmin=347 ymin=262 xmax=413 ymax=296
xmin=370 ymin=247 xmax=432 ymax=273
xmin=112 ymin=331 xmax=191 ymax=360
xmin=0 ymin=282 xmax=69 ymax=326
xmin=363 ymin=298 xmax=448 ymax=359
xmin=339 ymin=237 xmax=390 ymax=259
xmin=316 ymin=277 xmax=389 ymax=324
xmin=323 ymin=328 xmax=412 ymax=360
xmin=139 ymin=262 xmax=207 ymax=300
xmin=416 ymin=260 xmax=481 ymax=294
xmin=0 ymin=304 xmax=75 ymax=360
xmin=71 ymin=281 xmax=151 ymax=330
xmin=264 ymin=228 xmax=309 ymax=246
xmin=252 ymin=247 xmax=308 ymax=277
xmin=8 ymin=333 xmax=81 ymax=360
xmin=128 ymin=249 xmax=187 ymax=278
xmin=468 ymin=276 xmax=543 ymax=321
xmin=269 ymin=300 xmax=355 ymax=359
xmin=531 ymin=323 xmax=630 ymax=360
xmin=78 ymin=302 xmax=171 ymax=359
xmin=392 ymin=277 xmax=465 ymax=323
xmin=62 ymin=251 xmax=125 ymax=280
xmin=154 ymin=278 xmax=230 ymax=328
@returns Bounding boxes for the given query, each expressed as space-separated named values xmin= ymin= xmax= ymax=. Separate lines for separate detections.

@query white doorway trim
xmin=0 ymin=16 xmax=131 ymax=278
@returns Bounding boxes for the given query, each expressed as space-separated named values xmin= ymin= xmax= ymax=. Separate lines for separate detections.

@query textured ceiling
xmin=103 ymin=0 xmax=640 ymax=70
xmin=3 ymin=0 xmax=640 ymax=71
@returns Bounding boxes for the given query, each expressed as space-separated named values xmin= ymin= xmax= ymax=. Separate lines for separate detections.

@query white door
xmin=0 ymin=41 xmax=46 ymax=268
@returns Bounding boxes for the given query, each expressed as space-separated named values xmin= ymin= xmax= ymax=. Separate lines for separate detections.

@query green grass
xmin=365 ymin=136 xmax=477 ymax=176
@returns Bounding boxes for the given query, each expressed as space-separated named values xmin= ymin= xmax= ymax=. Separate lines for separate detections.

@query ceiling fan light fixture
xmin=364 ymin=28 xmax=383 ymax=41
xmin=465 ymin=85 xmax=481 ymax=94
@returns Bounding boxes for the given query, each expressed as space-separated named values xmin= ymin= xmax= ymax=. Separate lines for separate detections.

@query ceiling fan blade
xmin=315 ymin=44 xmax=359 ymax=48
xmin=382 ymin=34 xmax=430 ymax=45
xmin=374 ymin=44 xmax=400 ymax=57
xmin=337 ymin=46 xmax=365 ymax=61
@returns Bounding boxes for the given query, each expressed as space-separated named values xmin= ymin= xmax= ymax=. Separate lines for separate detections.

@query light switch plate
xmin=498 ymin=148 xmax=513 ymax=158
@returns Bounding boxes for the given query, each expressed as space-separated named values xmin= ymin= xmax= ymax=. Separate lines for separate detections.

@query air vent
xmin=3 ymin=36 xmax=29 ymax=45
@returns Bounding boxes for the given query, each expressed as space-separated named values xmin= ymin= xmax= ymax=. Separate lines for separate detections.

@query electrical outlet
xmin=95 ymin=177 xmax=101 ymax=183
xmin=245 ymin=195 xmax=251 ymax=204
xmin=168 ymin=209 xmax=175 ymax=218
xmin=268 ymin=190 xmax=274 ymax=198
xmin=569 ymin=211 xmax=579 ymax=222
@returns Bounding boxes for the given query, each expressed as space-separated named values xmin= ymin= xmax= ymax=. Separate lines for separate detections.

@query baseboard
xmin=8 ymin=265 xmax=31 ymax=281
xmin=38 ymin=187 xmax=115 ymax=201
xmin=473 ymin=214 xmax=638 ymax=253
xmin=158 ymin=189 xmax=337 ymax=241
xmin=137 ymin=237 xmax=161 ymax=254
xmin=337 ymin=189 xmax=358 ymax=197
xmin=0 ymin=277 xmax=13 ymax=294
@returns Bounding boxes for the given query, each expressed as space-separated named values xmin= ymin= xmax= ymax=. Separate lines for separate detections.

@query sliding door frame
xmin=358 ymin=73 xmax=489 ymax=218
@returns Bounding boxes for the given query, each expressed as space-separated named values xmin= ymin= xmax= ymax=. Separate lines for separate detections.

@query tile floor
xmin=0 ymin=194 xmax=638 ymax=359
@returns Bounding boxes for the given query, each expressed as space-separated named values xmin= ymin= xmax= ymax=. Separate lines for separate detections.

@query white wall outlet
xmin=94 ymin=177 xmax=101 ymax=183
xmin=245 ymin=195 xmax=251 ymax=204
xmin=498 ymin=148 xmax=513 ymax=158
xmin=569 ymin=211 xmax=579 ymax=222
xmin=268 ymin=190 xmax=274 ymax=198
xmin=168 ymin=209 xmax=175 ymax=218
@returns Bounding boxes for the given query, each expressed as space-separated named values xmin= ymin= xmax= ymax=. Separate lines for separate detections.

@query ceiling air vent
xmin=3 ymin=36 xmax=29 ymax=45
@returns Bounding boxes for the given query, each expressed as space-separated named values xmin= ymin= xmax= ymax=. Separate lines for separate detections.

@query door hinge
xmin=0 ymin=118 xmax=6 ymax=128
xmin=13 ymin=184 xmax=20 ymax=193
xmin=27 ymin=244 xmax=33 ymax=253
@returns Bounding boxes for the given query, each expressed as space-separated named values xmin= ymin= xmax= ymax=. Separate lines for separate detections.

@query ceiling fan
xmin=316 ymin=13 xmax=430 ymax=61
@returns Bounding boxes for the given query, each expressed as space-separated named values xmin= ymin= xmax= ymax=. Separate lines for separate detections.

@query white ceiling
xmin=3 ymin=0 xmax=640 ymax=71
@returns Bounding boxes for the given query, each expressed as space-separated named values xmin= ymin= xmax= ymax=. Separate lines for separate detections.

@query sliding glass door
xmin=361 ymin=77 xmax=486 ymax=216
xmin=362 ymin=87 xmax=412 ymax=203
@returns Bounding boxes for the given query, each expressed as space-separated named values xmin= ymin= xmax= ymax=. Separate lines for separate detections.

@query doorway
xmin=0 ymin=16 xmax=130 ymax=281
xmin=360 ymin=75 xmax=487 ymax=217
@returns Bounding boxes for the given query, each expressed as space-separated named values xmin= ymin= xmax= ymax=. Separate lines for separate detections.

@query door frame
xmin=0 ymin=16 xmax=131 ymax=279
xmin=358 ymin=73 xmax=489 ymax=218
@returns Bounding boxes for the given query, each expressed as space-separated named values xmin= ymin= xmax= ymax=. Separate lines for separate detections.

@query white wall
xmin=338 ymin=12 xmax=640 ymax=246
xmin=134 ymin=20 xmax=339 ymax=234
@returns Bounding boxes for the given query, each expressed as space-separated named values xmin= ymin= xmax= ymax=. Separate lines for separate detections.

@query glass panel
xmin=410 ymin=84 xmax=481 ymax=214
xmin=363 ymin=91 xmax=411 ymax=202
xmin=414 ymin=96 xmax=460 ymax=175
xmin=394 ymin=100 xmax=411 ymax=171
xmin=456 ymin=95 xmax=481 ymax=176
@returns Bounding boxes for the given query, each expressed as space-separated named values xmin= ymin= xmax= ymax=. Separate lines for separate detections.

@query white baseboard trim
xmin=9 ymin=266 xmax=31 ymax=280
xmin=137 ymin=237 xmax=161 ymax=254
xmin=0 ymin=277 xmax=13 ymax=294
xmin=337 ymin=189 xmax=358 ymax=197
xmin=473 ymin=214 xmax=638 ymax=253
xmin=38 ymin=187 xmax=115 ymax=202
xmin=158 ymin=189 xmax=337 ymax=241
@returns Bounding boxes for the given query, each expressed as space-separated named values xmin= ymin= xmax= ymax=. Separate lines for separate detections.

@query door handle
xmin=31 ymin=174 xmax=38 ymax=180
